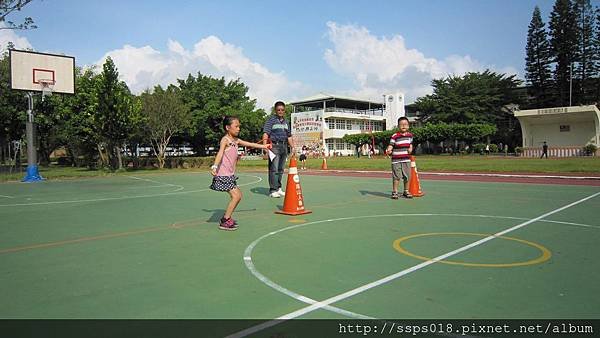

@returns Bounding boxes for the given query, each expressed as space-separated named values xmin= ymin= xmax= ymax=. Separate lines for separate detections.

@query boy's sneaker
xmin=219 ymin=217 xmax=238 ymax=231
xmin=269 ymin=191 xmax=281 ymax=198
xmin=402 ymin=191 xmax=413 ymax=199
xmin=391 ymin=192 xmax=399 ymax=199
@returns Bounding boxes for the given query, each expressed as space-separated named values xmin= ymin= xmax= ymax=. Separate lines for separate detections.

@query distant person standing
xmin=262 ymin=101 xmax=295 ymax=198
xmin=541 ymin=141 xmax=549 ymax=158
xmin=299 ymin=145 xmax=308 ymax=170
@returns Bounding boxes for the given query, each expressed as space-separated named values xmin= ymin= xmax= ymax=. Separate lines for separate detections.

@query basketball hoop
xmin=38 ymin=79 xmax=55 ymax=101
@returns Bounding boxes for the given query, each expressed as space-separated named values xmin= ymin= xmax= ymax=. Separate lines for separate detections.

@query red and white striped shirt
xmin=389 ymin=132 xmax=413 ymax=163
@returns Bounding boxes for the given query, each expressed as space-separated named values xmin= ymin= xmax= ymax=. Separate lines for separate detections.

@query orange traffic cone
xmin=321 ymin=157 xmax=328 ymax=170
xmin=408 ymin=156 xmax=425 ymax=197
xmin=275 ymin=156 xmax=312 ymax=216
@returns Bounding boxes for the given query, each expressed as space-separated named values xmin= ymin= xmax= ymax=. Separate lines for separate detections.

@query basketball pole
xmin=22 ymin=92 xmax=43 ymax=182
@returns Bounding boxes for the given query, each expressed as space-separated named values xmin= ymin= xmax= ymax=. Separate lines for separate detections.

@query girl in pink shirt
xmin=210 ymin=116 xmax=271 ymax=231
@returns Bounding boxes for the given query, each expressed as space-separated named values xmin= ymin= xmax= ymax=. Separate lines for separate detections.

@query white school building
xmin=514 ymin=105 xmax=600 ymax=157
xmin=289 ymin=92 xmax=414 ymax=156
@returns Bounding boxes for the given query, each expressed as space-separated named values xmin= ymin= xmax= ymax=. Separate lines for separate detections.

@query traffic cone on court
xmin=275 ymin=156 xmax=312 ymax=216
xmin=321 ymin=156 xmax=328 ymax=170
xmin=408 ymin=156 xmax=425 ymax=197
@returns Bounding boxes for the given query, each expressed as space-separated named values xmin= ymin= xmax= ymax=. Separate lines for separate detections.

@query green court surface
xmin=0 ymin=172 xmax=599 ymax=326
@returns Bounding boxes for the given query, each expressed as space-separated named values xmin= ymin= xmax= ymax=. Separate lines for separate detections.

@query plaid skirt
xmin=210 ymin=175 xmax=238 ymax=192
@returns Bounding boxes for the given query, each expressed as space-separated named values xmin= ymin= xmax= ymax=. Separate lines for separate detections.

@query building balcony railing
xmin=324 ymin=107 xmax=384 ymax=116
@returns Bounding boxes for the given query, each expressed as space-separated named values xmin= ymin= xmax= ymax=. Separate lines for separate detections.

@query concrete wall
xmin=524 ymin=121 xmax=596 ymax=147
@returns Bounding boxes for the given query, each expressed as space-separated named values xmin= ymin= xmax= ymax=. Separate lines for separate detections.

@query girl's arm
xmin=238 ymin=139 xmax=272 ymax=150
xmin=211 ymin=137 xmax=228 ymax=176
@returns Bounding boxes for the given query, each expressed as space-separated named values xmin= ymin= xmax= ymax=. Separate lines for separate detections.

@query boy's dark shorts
xmin=391 ymin=162 xmax=411 ymax=182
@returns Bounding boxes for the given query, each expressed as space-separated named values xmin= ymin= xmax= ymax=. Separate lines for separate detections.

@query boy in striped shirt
xmin=385 ymin=117 xmax=413 ymax=199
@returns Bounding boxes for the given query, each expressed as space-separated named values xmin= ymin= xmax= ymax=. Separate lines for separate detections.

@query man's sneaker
xmin=391 ymin=192 xmax=399 ymax=199
xmin=269 ymin=191 xmax=281 ymax=198
xmin=219 ymin=217 xmax=238 ymax=231
xmin=277 ymin=188 xmax=285 ymax=197
xmin=403 ymin=191 xmax=413 ymax=199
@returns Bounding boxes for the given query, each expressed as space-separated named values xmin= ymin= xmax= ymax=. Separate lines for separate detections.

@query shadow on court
xmin=250 ymin=187 xmax=270 ymax=196
xmin=203 ymin=208 xmax=258 ymax=222
xmin=359 ymin=190 xmax=389 ymax=198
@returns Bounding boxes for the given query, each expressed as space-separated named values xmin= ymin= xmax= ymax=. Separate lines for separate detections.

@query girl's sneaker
xmin=391 ymin=192 xmax=399 ymax=199
xmin=402 ymin=191 xmax=413 ymax=199
xmin=219 ymin=217 xmax=238 ymax=231
xmin=220 ymin=216 xmax=238 ymax=225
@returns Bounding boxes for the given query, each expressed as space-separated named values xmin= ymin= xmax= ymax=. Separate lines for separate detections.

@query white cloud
xmin=96 ymin=36 xmax=310 ymax=109
xmin=0 ymin=23 xmax=34 ymax=53
xmin=323 ymin=21 xmax=517 ymax=103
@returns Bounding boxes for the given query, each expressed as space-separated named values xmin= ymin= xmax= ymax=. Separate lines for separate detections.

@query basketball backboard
xmin=9 ymin=49 xmax=75 ymax=94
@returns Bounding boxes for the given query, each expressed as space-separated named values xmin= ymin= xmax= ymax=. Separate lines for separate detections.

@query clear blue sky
xmin=3 ymin=0 xmax=589 ymax=108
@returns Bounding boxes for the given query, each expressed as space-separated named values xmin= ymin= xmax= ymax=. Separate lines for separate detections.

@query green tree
xmin=594 ymin=6 xmax=600 ymax=102
xmin=96 ymin=57 xmax=135 ymax=170
xmin=140 ymin=85 xmax=191 ymax=169
xmin=573 ymin=0 xmax=597 ymax=104
xmin=549 ymin=0 xmax=578 ymax=106
xmin=414 ymin=71 xmax=522 ymax=124
xmin=0 ymin=49 xmax=26 ymax=164
xmin=343 ymin=123 xmax=496 ymax=155
xmin=342 ymin=132 xmax=374 ymax=155
xmin=525 ymin=6 xmax=553 ymax=108
xmin=413 ymin=71 xmax=522 ymax=147
xmin=55 ymin=67 xmax=101 ymax=167
xmin=0 ymin=0 xmax=37 ymax=30
xmin=177 ymin=73 xmax=266 ymax=154
xmin=32 ymin=95 xmax=64 ymax=165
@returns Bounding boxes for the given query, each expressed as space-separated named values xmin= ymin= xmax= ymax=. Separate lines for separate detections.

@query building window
xmin=335 ymin=119 xmax=345 ymax=130
xmin=326 ymin=140 xmax=334 ymax=150
xmin=325 ymin=118 xmax=334 ymax=129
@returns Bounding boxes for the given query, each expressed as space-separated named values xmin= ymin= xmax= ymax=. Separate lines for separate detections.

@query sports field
xmin=1 ymin=170 xmax=599 ymax=336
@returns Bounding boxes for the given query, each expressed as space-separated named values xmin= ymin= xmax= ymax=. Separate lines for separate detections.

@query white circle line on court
xmin=0 ymin=174 xmax=262 ymax=207
xmin=233 ymin=192 xmax=600 ymax=337
xmin=240 ymin=209 xmax=600 ymax=337
xmin=127 ymin=175 xmax=185 ymax=192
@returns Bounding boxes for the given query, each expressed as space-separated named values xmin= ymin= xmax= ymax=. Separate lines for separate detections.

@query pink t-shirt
xmin=216 ymin=137 xmax=238 ymax=176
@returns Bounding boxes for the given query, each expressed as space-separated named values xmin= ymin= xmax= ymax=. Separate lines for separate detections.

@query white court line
xmin=0 ymin=195 xmax=14 ymax=199
xmin=0 ymin=175 xmax=262 ymax=207
xmin=241 ymin=213 xmax=599 ymax=328
xmin=314 ymin=169 xmax=600 ymax=180
xmin=127 ymin=175 xmax=184 ymax=192
xmin=423 ymin=172 xmax=600 ymax=180
xmin=229 ymin=192 xmax=600 ymax=338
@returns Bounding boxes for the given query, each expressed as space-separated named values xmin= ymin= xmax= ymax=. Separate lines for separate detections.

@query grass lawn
xmin=1 ymin=155 xmax=599 ymax=182
xmin=237 ymin=155 xmax=600 ymax=174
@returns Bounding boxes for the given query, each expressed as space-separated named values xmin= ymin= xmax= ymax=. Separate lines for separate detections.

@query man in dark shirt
xmin=262 ymin=101 xmax=295 ymax=198
xmin=541 ymin=141 xmax=548 ymax=158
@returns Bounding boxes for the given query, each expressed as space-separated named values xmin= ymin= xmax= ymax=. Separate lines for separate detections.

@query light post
xmin=569 ymin=62 xmax=573 ymax=107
